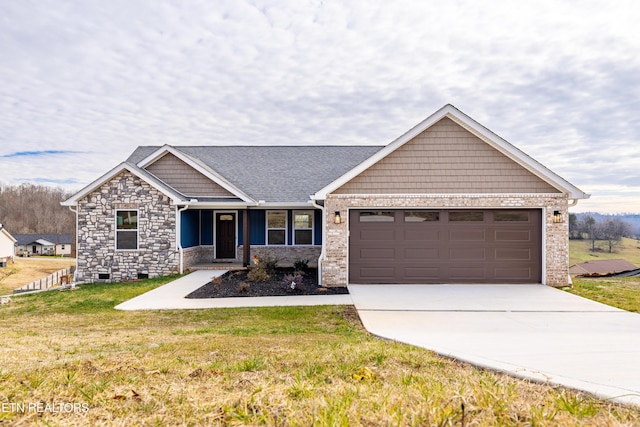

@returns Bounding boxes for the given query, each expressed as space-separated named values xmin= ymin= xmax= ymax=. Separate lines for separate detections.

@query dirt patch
xmin=186 ymin=268 xmax=348 ymax=299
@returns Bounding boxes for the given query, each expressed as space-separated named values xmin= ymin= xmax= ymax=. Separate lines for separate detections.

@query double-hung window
xmin=116 ymin=210 xmax=138 ymax=250
xmin=267 ymin=211 xmax=287 ymax=245
xmin=293 ymin=210 xmax=314 ymax=245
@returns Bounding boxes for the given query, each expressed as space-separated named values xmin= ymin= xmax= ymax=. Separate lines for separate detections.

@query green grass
xmin=1 ymin=276 xmax=639 ymax=425
xmin=568 ymin=277 xmax=640 ymax=312
xmin=570 ymin=237 xmax=640 ymax=266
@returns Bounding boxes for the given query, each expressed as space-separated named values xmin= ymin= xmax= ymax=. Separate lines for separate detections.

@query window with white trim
xmin=293 ymin=210 xmax=314 ymax=245
xmin=266 ymin=211 xmax=287 ymax=245
xmin=116 ymin=210 xmax=138 ymax=250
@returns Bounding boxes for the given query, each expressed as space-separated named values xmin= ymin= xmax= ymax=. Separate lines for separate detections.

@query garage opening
xmin=349 ymin=209 xmax=542 ymax=284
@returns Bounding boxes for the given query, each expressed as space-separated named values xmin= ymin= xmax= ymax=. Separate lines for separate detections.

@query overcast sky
xmin=1 ymin=0 xmax=638 ymax=213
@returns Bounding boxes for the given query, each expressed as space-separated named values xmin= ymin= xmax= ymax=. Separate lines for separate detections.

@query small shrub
xmin=237 ymin=282 xmax=250 ymax=293
xmin=293 ymin=258 xmax=309 ymax=272
xmin=261 ymin=256 xmax=279 ymax=275
xmin=282 ymin=273 xmax=304 ymax=291
xmin=212 ymin=275 xmax=223 ymax=288
xmin=247 ymin=267 xmax=270 ymax=283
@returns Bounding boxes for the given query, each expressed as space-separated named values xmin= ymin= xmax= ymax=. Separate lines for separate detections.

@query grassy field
xmin=0 ymin=257 xmax=76 ymax=295
xmin=1 ymin=277 xmax=639 ymax=425
xmin=568 ymin=276 xmax=640 ymax=313
xmin=570 ymin=237 xmax=640 ymax=266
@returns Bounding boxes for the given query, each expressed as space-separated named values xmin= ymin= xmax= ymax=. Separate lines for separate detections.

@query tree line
xmin=0 ymin=183 xmax=75 ymax=235
xmin=569 ymin=213 xmax=634 ymax=253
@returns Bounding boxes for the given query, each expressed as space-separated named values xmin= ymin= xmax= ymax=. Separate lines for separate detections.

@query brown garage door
xmin=349 ymin=209 xmax=541 ymax=284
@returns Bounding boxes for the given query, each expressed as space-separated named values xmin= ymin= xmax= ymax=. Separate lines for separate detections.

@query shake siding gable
xmin=145 ymin=153 xmax=237 ymax=198
xmin=334 ymin=117 xmax=560 ymax=194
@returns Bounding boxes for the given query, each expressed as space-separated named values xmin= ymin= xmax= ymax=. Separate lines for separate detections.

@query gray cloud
xmin=0 ymin=0 xmax=639 ymax=212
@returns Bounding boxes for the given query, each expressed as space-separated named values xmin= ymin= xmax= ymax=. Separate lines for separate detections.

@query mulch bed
xmin=185 ymin=268 xmax=349 ymax=299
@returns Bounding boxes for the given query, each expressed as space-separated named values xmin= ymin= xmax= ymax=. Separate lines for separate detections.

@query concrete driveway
xmin=348 ymin=284 xmax=640 ymax=407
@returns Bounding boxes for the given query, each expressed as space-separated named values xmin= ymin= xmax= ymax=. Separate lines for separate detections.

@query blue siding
xmin=287 ymin=210 xmax=293 ymax=245
xmin=314 ymin=209 xmax=322 ymax=245
xmin=249 ymin=210 xmax=266 ymax=245
xmin=200 ymin=210 xmax=213 ymax=245
xmin=237 ymin=211 xmax=244 ymax=244
xmin=180 ymin=210 xmax=200 ymax=248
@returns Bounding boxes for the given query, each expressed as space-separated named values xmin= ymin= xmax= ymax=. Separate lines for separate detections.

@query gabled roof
xmin=128 ymin=145 xmax=383 ymax=204
xmin=62 ymin=104 xmax=588 ymax=206
xmin=61 ymin=162 xmax=186 ymax=206
xmin=313 ymin=104 xmax=590 ymax=200
xmin=136 ymin=145 xmax=256 ymax=203
xmin=14 ymin=234 xmax=73 ymax=245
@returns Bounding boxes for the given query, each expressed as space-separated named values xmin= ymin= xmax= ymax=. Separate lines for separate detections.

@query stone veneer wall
xmin=76 ymin=171 xmax=178 ymax=283
xmin=322 ymin=194 xmax=570 ymax=288
xmin=183 ymin=246 xmax=216 ymax=268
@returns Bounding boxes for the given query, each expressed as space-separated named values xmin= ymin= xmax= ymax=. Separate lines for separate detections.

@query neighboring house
xmin=62 ymin=105 xmax=589 ymax=286
xmin=14 ymin=234 xmax=73 ymax=257
xmin=0 ymin=224 xmax=17 ymax=264
xmin=569 ymin=259 xmax=638 ymax=277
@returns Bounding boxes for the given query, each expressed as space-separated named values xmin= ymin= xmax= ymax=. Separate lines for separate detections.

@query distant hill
xmin=570 ymin=237 xmax=640 ymax=266
xmin=573 ymin=212 xmax=640 ymax=238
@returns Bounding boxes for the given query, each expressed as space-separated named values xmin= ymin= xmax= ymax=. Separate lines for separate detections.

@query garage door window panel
xmin=404 ymin=211 xmax=439 ymax=222
xmin=449 ymin=211 xmax=484 ymax=221
xmin=494 ymin=211 xmax=529 ymax=222
xmin=359 ymin=211 xmax=395 ymax=222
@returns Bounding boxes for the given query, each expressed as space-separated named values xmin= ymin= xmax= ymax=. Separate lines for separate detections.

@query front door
xmin=215 ymin=213 xmax=236 ymax=259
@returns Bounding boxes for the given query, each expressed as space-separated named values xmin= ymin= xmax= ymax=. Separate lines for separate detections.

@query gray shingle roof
xmin=127 ymin=146 xmax=383 ymax=203
xmin=14 ymin=234 xmax=73 ymax=246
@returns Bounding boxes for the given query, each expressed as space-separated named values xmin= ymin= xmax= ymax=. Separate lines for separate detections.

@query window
xmin=293 ymin=210 xmax=314 ymax=245
xmin=116 ymin=210 xmax=138 ymax=250
xmin=359 ymin=211 xmax=395 ymax=222
xmin=267 ymin=211 xmax=287 ymax=245
xmin=494 ymin=211 xmax=529 ymax=221
xmin=449 ymin=211 xmax=484 ymax=221
xmin=404 ymin=211 xmax=439 ymax=222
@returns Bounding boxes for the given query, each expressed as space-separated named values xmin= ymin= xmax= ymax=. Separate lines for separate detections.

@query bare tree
xmin=598 ymin=218 xmax=632 ymax=253
xmin=0 ymin=183 xmax=75 ymax=235
xmin=580 ymin=215 xmax=599 ymax=251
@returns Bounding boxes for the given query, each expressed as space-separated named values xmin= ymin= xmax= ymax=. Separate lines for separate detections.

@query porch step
xmin=191 ymin=263 xmax=246 ymax=271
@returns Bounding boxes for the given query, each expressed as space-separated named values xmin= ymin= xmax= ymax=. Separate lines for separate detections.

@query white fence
xmin=14 ymin=267 xmax=74 ymax=294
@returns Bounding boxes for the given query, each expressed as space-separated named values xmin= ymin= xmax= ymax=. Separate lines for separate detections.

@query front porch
xmin=179 ymin=208 xmax=322 ymax=272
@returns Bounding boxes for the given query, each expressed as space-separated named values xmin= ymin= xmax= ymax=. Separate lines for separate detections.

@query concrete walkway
xmin=349 ymin=284 xmax=640 ymax=407
xmin=114 ymin=270 xmax=353 ymax=310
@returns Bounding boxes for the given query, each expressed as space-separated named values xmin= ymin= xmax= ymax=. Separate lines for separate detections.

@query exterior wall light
xmin=553 ymin=210 xmax=563 ymax=223
xmin=334 ymin=211 xmax=342 ymax=224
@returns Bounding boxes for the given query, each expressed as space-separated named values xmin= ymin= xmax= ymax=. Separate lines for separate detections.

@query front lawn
xmin=0 ymin=277 xmax=638 ymax=425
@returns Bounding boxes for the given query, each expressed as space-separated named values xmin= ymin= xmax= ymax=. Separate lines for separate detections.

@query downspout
xmin=68 ymin=205 xmax=78 ymax=284
xmin=177 ymin=204 xmax=189 ymax=274
xmin=311 ymin=198 xmax=325 ymax=286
